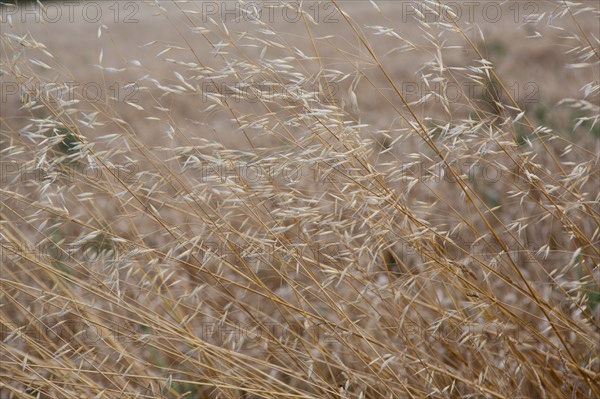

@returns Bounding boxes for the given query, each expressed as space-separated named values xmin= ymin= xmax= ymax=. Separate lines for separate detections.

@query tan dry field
xmin=1 ymin=1 xmax=599 ymax=398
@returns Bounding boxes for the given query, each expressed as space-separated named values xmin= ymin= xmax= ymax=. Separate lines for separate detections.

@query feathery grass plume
xmin=1 ymin=1 xmax=599 ymax=398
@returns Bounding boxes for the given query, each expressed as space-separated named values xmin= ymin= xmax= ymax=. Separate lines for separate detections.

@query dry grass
xmin=1 ymin=1 xmax=599 ymax=398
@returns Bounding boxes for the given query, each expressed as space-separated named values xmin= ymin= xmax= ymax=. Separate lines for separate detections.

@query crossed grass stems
xmin=1 ymin=1 xmax=599 ymax=398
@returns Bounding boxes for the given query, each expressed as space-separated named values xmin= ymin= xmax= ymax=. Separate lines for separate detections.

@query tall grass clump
xmin=1 ymin=1 xmax=599 ymax=398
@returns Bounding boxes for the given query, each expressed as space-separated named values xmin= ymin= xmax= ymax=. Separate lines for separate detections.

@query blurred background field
xmin=1 ymin=1 xmax=599 ymax=398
